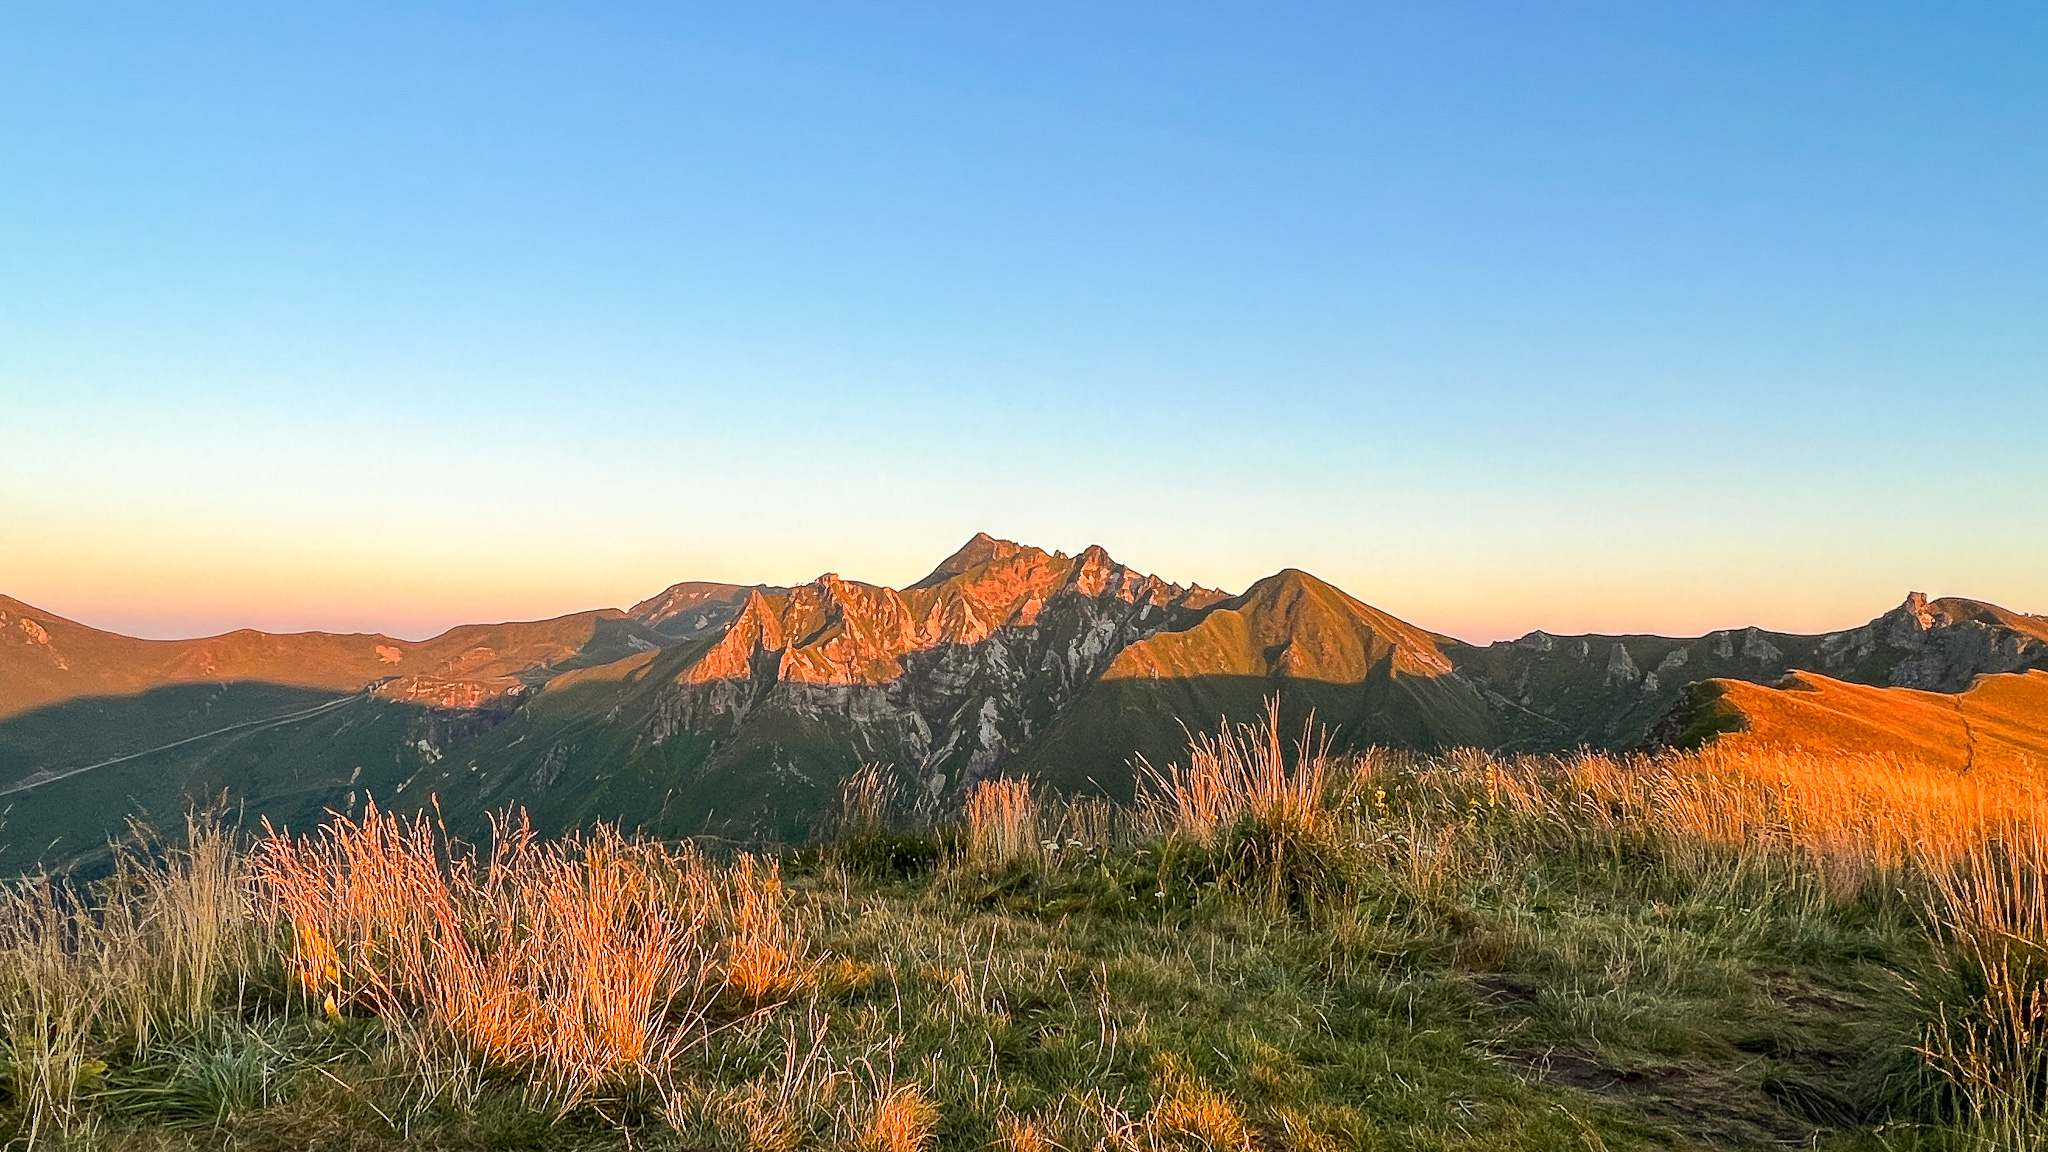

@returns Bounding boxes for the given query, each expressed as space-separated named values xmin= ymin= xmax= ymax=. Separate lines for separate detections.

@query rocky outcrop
xmin=1811 ymin=592 xmax=2048 ymax=692
xmin=642 ymin=538 xmax=1225 ymax=793
xmin=629 ymin=581 xmax=784 ymax=641
xmin=375 ymin=675 xmax=528 ymax=713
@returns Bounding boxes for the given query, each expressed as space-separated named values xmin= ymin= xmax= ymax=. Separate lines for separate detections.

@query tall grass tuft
xmin=830 ymin=764 xmax=943 ymax=881
xmin=1920 ymin=814 xmax=2048 ymax=1148
xmin=858 ymin=1082 xmax=939 ymax=1152
xmin=252 ymin=803 xmax=809 ymax=1113
xmin=964 ymin=778 xmax=1041 ymax=871
xmin=840 ymin=762 xmax=902 ymax=835
xmin=0 ymin=816 xmax=258 ymax=1146
xmin=1139 ymin=698 xmax=1350 ymax=909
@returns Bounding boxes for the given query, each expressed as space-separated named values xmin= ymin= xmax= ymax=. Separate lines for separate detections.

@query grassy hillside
xmin=1663 ymin=668 xmax=2048 ymax=772
xmin=3 ymin=720 xmax=2042 ymax=1150
xmin=0 ymin=692 xmax=451 ymax=875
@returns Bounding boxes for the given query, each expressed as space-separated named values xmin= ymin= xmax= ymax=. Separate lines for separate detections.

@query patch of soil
xmin=1502 ymin=1046 xmax=1816 ymax=1148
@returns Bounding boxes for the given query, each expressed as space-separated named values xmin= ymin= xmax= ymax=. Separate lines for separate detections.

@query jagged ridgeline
xmin=3 ymin=537 xmax=2047 ymax=870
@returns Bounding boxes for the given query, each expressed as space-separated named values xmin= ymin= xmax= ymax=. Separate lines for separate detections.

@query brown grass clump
xmin=858 ymin=1082 xmax=939 ymax=1152
xmin=996 ymin=1115 xmax=1057 ymax=1152
xmin=965 ymin=777 xmax=1041 ymax=870
xmin=719 ymin=856 xmax=814 ymax=1004
xmin=722 ymin=1087 xmax=809 ymax=1152
xmin=1143 ymin=1055 xmax=1252 ymax=1151
xmin=252 ymin=803 xmax=810 ymax=1111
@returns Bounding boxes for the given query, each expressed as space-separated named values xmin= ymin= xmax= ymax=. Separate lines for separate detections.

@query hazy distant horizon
xmin=6 ymin=529 xmax=2001 ymax=649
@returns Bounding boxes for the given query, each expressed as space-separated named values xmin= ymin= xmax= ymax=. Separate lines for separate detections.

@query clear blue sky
xmin=2 ymin=2 xmax=2043 ymax=641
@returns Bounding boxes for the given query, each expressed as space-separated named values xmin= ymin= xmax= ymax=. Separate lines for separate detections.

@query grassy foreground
xmin=1 ymin=706 xmax=2044 ymax=1151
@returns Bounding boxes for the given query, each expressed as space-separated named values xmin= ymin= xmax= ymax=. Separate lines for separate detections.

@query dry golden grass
xmin=1138 ymin=698 xmax=1330 ymax=848
xmin=0 ymin=817 xmax=257 ymax=1144
xmin=964 ymin=778 xmax=1040 ymax=870
xmin=1405 ymin=741 xmax=2048 ymax=899
xmin=858 ymin=1082 xmax=939 ymax=1152
xmin=251 ymin=803 xmax=810 ymax=1112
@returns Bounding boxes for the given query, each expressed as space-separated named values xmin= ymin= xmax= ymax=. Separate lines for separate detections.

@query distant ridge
xmin=1447 ymin=591 xmax=2048 ymax=749
xmin=628 ymin=582 xmax=781 ymax=641
xmin=3 ymin=538 xmax=2045 ymax=869
xmin=0 ymin=594 xmax=667 ymax=721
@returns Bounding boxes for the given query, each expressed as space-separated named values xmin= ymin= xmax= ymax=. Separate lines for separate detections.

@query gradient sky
xmin=2 ymin=3 xmax=2044 ymax=643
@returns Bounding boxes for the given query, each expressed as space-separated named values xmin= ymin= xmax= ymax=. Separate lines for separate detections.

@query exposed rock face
xmin=1604 ymin=643 xmax=1641 ymax=687
xmin=642 ymin=538 xmax=1224 ymax=790
xmin=1813 ymin=592 xmax=2048 ymax=693
xmin=375 ymin=675 xmax=528 ymax=712
xmin=628 ymin=582 xmax=783 ymax=641
xmin=1740 ymin=628 xmax=1784 ymax=663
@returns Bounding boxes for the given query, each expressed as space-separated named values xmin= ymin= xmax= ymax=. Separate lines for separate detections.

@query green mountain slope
xmin=1010 ymin=569 xmax=1497 ymax=795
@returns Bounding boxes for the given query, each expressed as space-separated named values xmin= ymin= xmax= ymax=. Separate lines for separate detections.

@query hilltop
xmin=1656 ymin=667 xmax=2048 ymax=772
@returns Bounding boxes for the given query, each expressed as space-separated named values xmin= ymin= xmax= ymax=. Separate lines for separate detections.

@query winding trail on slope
xmin=1952 ymin=695 xmax=1980 ymax=774
xmin=0 ymin=692 xmax=361 ymax=798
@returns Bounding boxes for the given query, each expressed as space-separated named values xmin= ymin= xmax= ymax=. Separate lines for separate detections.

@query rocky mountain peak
xmin=1900 ymin=591 xmax=1934 ymax=630
xmin=909 ymin=533 xmax=1036 ymax=590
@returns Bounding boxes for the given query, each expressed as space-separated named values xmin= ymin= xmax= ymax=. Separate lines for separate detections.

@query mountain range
xmin=4 ymin=535 xmax=2045 ymax=870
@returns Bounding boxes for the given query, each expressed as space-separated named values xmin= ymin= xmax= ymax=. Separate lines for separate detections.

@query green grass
xmin=0 ymin=750 xmax=2018 ymax=1151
